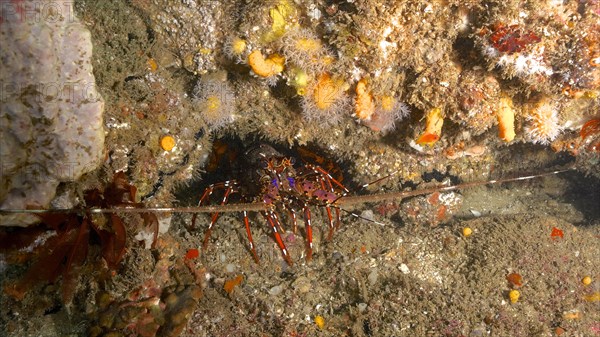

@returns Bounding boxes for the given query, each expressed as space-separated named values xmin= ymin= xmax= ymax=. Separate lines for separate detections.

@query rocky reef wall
xmin=0 ymin=0 xmax=105 ymax=226
xmin=75 ymin=0 xmax=599 ymax=212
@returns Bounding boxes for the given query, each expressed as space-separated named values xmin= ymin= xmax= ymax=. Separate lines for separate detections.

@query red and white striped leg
xmin=190 ymin=181 xmax=239 ymax=249
xmin=303 ymin=204 xmax=313 ymax=261
xmin=242 ymin=210 xmax=260 ymax=263
xmin=202 ymin=185 xmax=233 ymax=249
xmin=263 ymin=211 xmax=293 ymax=265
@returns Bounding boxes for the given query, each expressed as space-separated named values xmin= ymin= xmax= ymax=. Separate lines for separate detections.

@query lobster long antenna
xmin=0 ymin=203 xmax=267 ymax=215
xmin=0 ymin=167 xmax=574 ymax=216
xmin=335 ymin=167 xmax=574 ymax=206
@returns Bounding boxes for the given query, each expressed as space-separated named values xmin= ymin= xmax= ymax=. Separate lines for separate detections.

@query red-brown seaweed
xmin=1 ymin=173 xmax=158 ymax=303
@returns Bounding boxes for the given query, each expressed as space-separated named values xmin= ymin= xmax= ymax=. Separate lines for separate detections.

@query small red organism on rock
xmin=550 ymin=227 xmax=564 ymax=239
xmin=489 ymin=24 xmax=541 ymax=54
xmin=580 ymin=118 xmax=600 ymax=152
xmin=506 ymin=272 xmax=523 ymax=287
xmin=185 ymin=248 xmax=199 ymax=260
xmin=428 ymin=191 xmax=440 ymax=205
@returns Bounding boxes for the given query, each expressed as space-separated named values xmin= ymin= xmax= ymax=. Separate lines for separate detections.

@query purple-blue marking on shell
xmin=287 ymin=177 xmax=295 ymax=188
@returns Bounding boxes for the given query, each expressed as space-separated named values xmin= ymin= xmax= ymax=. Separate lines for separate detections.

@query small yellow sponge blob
xmin=508 ymin=289 xmax=520 ymax=304
xmin=314 ymin=315 xmax=325 ymax=330
xmin=160 ymin=135 xmax=176 ymax=151
xmin=462 ymin=227 xmax=473 ymax=237
xmin=582 ymin=276 xmax=592 ymax=286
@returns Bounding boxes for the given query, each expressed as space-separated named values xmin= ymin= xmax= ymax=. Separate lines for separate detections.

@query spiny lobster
xmin=188 ymin=144 xmax=572 ymax=266
xmin=191 ymin=144 xmax=351 ymax=265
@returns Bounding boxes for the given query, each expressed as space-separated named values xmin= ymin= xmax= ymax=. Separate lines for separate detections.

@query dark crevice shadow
xmin=560 ymin=170 xmax=600 ymax=225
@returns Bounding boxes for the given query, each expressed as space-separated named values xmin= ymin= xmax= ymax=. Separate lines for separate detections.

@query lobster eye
xmin=260 ymin=159 xmax=269 ymax=169
xmin=289 ymin=157 xmax=296 ymax=165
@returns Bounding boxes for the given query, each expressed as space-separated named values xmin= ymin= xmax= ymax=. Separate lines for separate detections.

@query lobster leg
xmin=318 ymin=178 xmax=336 ymax=240
xmin=303 ymin=204 xmax=313 ymax=261
xmin=192 ymin=181 xmax=238 ymax=249
xmin=191 ymin=185 xmax=215 ymax=229
xmin=289 ymin=209 xmax=298 ymax=234
xmin=319 ymin=170 xmax=344 ymax=231
xmin=323 ymin=206 xmax=336 ymax=241
xmin=263 ymin=211 xmax=293 ymax=265
xmin=281 ymin=202 xmax=298 ymax=234
xmin=242 ymin=211 xmax=260 ymax=263
xmin=271 ymin=211 xmax=287 ymax=234
xmin=311 ymin=165 xmax=350 ymax=195
xmin=333 ymin=207 xmax=341 ymax=230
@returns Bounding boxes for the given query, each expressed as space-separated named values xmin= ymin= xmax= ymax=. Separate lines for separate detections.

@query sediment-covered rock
xmin=0 ymin=0 xmax=104 ymax=226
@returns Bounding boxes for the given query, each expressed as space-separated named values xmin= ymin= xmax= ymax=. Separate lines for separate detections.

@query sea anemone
xmin=193 ymin=72 xmax=236 ymax=129
xmin=300 ymin=73 xmax=350 ymax=125
xmin=281 ymin=28 xmax=332 ymax=74
xmin=524 ymin=98 xmax=562 ymax=145
xmin=363 ymin=95 xmax=411 ymax=133
xmin=224 ymin=36 xmax=247 ymax=61
xmin=353 ymin=79 xmax=410 ymax=133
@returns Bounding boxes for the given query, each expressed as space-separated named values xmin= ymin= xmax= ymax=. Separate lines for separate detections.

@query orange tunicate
xmin=417 ymin=133 xmax=440 ymax=145
xmin=355 ymin=78 xmax=375 ymax=120
xmin=435 ymin=205 xmax=447 ymax=221
xmin=248 ymin=50 xmax=285 ymax=77
xmin=224 ymin=275 xmax=244 ymax=294
xmin=506 ymin=272 xmax=523 ymax=287
xmin=416 ymin=107 xmax=443 ymax=146
xmin=428 ymin=191 xmax=440 ymax=205
xmin=496 ymin=96 xmax=516 ymax=142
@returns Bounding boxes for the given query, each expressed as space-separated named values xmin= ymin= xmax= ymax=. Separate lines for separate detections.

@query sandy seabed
xmin=1 ymin=170 xmax=598 ymax=337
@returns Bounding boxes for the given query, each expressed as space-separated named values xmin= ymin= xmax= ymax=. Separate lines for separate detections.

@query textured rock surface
xmin=0 ymin=0 xmax=104 ymax=226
